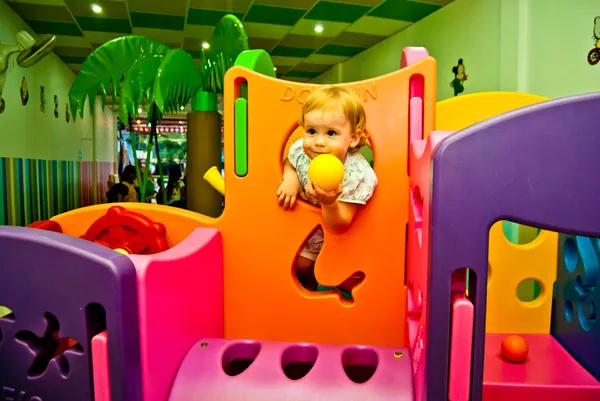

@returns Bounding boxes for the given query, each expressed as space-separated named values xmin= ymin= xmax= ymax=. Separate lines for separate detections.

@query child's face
xmin=125 ymin=172 xmax=136 ymax=183
xmin=302 ymin=102 xmax=360 ymax=162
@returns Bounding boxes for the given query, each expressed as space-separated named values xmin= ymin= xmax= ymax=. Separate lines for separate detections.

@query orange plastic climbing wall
xmin=217 ymin=58 xmax=436 ymax=347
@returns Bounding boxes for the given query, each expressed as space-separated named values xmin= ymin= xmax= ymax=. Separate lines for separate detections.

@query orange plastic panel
xmin=52 ymin=58 xmax=436 ymax=347
xmin=218 ymin=61 xmax=436 ymax=347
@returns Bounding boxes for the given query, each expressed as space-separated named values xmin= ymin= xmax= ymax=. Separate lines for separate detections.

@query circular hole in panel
xmin=578 ymin=300 xmax=596 ymax=332
xmin=342 ymin=347 xmax=379 ymax=384
xmin=281 ymin=122 xmax=376 ymax=206
xmin=281 ymin=344 xmax=319 ymax=380
xmin=360 ymin=144 xmax=374 ymax=167
xmin=221 ymin=341 xmax=262 ymax=376
xmin=564 ymin=300 xmax=574 ymax=322
xmin=516 ymin=279 xmax=542 ymax=302
xmin=563 ymin=238 xmax=579 ymax=273
xmin=502 ymin=221 xmax=541 ymax=245
xmin=576 ymin=236 xmax=599 ymax=286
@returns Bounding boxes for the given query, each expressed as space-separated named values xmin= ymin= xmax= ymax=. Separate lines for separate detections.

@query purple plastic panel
xmin=424 ymin=92 xmax=600 ymax=400
xmin=169 ymin=338 xmax=413 ymax=401
xmin=0 ymin=226 xmax=142 ymax=401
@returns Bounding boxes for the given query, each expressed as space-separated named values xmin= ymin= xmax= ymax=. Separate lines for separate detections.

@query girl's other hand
xmin=277 ymin=178 xmax=301 ymax=209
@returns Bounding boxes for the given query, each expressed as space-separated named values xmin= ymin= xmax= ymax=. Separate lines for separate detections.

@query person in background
xmin=158 ymin=164 xmax=186 ymax=208
xmin=120 ymin=164 xmax=139 ymax=202
xmin=106 ymin=183 xmax=129 ymax=203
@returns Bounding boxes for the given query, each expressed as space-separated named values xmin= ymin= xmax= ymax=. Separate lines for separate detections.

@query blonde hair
xmin=299 ymin=86 xmax=368 ymax=153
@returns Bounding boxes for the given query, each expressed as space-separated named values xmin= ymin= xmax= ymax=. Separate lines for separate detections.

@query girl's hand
xmin=306 ymin=181 xmax=343 ymax=206
xmin=277 ymin=177 xmax=302 ymax=209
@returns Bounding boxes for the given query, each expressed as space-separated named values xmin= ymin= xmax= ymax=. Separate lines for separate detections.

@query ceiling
xmin=7 ymin=0 xmax=455 ymax=83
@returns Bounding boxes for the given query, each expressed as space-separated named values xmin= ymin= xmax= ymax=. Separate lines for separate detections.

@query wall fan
xmin=0 ymin=31 xmax=56 ymax=73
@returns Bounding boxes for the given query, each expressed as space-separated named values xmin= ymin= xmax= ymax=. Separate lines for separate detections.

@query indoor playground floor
xmin=483 ymin=334 xmax=600 ymax=401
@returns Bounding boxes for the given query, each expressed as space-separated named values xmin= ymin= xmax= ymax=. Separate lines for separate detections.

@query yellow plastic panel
xmin=436 ymin=92 xmax=550 ymax=131
xmin=486 ymin=221 xmax=558 ymax=334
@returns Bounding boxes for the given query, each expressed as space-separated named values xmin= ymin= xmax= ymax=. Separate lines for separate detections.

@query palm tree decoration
xmin=68 ymin=14 xmax=274 ymax=210
xmin=68 ymin=36 xmax=171 ymax=203
xmin=152 ymin=14 xmax=250 ymax=112
xmin=69 ymin=36 xmax=170 ymax=119
xmin=150 ymin=14 xmax=252 ymax=216
xmin=119 ymin=54 xmax=171 ymax=204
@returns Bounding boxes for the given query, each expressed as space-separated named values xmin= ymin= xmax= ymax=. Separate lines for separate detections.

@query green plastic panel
xmin=234 ymin=97 xmax=248 ymax=177
xmin=234 ymin=49 xmax=276 ymax=78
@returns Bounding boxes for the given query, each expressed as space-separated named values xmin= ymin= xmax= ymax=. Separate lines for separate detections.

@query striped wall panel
xmin=0 ymin=157 xmax=114 ymax=226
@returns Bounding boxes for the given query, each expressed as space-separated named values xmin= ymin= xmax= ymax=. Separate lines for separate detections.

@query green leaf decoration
xmin=119 ymin=54 xmax=165 ymax=123
xmin=152 ymin=49 xmax=203 ymax=114
xmin=68 ymin=36 xmax=171 ymax=120
xmin=198 ymin=48 xmax=211 ymax=92
xmin=204 ymin=14 xmax=249 ymax=93
xmin=211 ymin=14 xmax=249 ymax=63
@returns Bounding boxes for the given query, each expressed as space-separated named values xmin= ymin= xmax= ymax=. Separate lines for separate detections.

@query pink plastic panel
xmin=406 ymin=130 xmax=456 ymax=335
xmin=400 ymin=47 xmax=429 ymax=71
xmin=402 ymin=47 xmax=429 ymax=175
xmin=169 ymin=338 xmax=414 ymax=401
xmin=409 ymin=96 xmax=424 ymax=145
xmin=129 ymin=228 xmax=224 ymax=401
xmin=92 ymin=331 xmax=111 ymax=401
xmin=406 ymin=130 xmax=456 ymax=401
xmin=448 ymin=294 xmax=474 ymax=401
xmin=483 ymin=334 xmax=600 ymax=401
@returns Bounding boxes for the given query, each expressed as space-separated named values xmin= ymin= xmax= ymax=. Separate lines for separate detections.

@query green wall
xmin=313 ymin=0 xmax=505 ymax=100
xmin=314 ymin=0 xmax=600 ymax=101
xmin=522 ymin=0 xmax=600 ymax=97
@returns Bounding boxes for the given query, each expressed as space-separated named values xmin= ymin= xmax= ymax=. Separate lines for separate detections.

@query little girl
xmin=277 ymin=86 xmax=378 ymax=294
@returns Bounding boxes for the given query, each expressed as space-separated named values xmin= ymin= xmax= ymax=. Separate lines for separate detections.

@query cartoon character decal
xmin=54 ymin=95 xmax=59 ymax=118
xmin=66 ymin=102 xmax=70 ymax=122
xmin=450 ymin=58 xmax=467 ymax=96
xmin=40 ymin=85 xmax=46 ymax=113
xmin=587 ymin=16 xmax=600 ymax=65
xmin=20 ymin=77 xmax=29 ymax=105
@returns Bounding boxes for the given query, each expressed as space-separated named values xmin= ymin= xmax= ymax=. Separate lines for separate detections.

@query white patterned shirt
xmin=288 ymin=139 xmax=378 ymax=205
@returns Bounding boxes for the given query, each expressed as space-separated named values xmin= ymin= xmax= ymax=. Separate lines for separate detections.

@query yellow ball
xmin=114 ymin=248 xmax=130 ymax=255
xmin=308 ymin=154 xmax=345 ymax=190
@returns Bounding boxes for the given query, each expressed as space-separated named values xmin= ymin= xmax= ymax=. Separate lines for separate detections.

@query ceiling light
xmin=91 ymin=4 xmax=102 ymax=14
xmin=180 ymin=106 xmax=185 ymax=111
xmin=202 ymin=41 xmax=210 ymax=49
xmin=137 ymin=107 xmax=142 ymax=113
xmin=273 ymin=67 xmax=277 ymax=71
xmin=314 ymin=24 xmax=323 ymax=33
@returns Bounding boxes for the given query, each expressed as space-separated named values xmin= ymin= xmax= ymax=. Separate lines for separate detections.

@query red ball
xmin=501 ymin=335 xmax=529 ymax=363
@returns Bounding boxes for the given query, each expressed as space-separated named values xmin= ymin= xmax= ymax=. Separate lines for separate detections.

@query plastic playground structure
xmin=0 ymin=47 xmax=599 ymax=401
